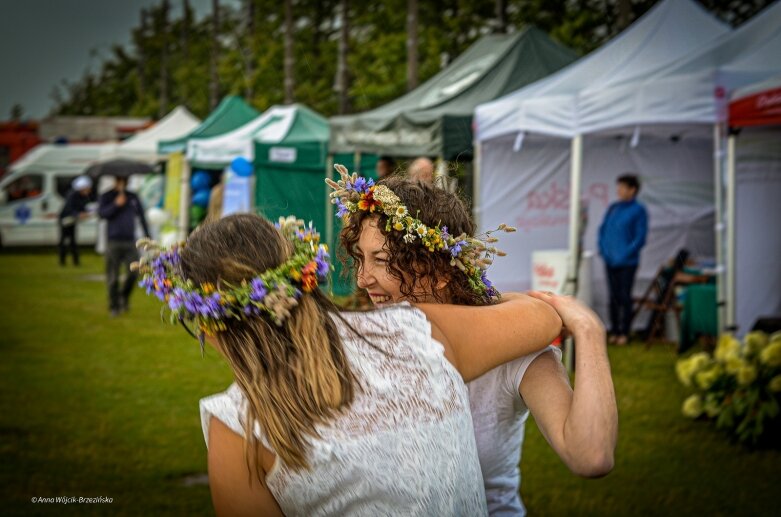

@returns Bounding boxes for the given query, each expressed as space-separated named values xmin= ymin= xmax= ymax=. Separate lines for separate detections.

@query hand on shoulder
xmin=526 ymin=291 xmax=605 ymax=339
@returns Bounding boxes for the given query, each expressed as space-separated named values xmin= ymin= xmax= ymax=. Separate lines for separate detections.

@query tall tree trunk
xmin=406 ymin=0 xmax=419 ymax=91
xmin=181 ymin=0 xmax=191 ymax=62
xmin=209 ymin=0 xmax=221 ymax=110
xmin=137 ymin=9 xmax=147 ymax=99
xmin=617 ymin=0 xmax=632 ymax=31
xmin=283 ymin=0 xmax=294 ymax=104
xmin=244 ymin=0 xmax=256 ymax=99
xmin=495 ymin=0 xmax=507 ymax=33
xmin=335 ymin=0 xmax=350 ymax=114
xmin=159 ymin=0 xmax=170 ymax=118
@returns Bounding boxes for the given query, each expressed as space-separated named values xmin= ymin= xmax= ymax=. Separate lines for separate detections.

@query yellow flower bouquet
xmin=676 ymin=331 xmax=781 ymax=446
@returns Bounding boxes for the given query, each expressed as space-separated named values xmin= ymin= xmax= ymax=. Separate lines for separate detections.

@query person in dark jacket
xmin=58 ymin=175 xmax=93 ymax=266
xmin=98 ymin=176 xmax=150 ymax=317
xmin=598 ymin=174 xmax=648 ymax=346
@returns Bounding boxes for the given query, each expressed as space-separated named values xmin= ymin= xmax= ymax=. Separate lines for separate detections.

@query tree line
xmin=50 ymin=0 xmax=773 ymax=120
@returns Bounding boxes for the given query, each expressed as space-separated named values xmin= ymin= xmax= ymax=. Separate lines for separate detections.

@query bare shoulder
xmin=207 ymin=417 xmax=284 ymax=517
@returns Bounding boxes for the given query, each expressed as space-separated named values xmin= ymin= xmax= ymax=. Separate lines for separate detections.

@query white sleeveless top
xmin=200 ymin=303 xmax=487 ymax=516
xmin=468 ymin=346 xmax=562 ymax=516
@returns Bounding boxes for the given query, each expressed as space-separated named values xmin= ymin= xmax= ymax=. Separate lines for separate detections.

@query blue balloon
xmin=231 ymin=157 xmax=254 ymax=177
xmin=192 ymin=188 xmax=211 ymax=208
xmin=191 ymin=171 xmax=212 ymax=191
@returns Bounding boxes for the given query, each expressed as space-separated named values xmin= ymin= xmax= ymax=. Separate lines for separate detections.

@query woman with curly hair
xmin=338 ymin=172 xmax=618 ymax=516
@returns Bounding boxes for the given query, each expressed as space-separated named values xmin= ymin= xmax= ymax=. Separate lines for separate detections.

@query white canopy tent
xmin=726 ymin=76 xmax=781 ymax=335
xmin=624 ymin=0 xmax=781 ymax=332
xmin=185 ymin=105 xmax=298 ymax=167
xmin=101 ymin=106 xmax=201 ymax=163
xmin=473 ymin=0 xmax=730 ymax=323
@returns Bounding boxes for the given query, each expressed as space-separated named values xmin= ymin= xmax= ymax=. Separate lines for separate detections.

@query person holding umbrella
xmin=97 ymin=173 xmax=150 ymax=317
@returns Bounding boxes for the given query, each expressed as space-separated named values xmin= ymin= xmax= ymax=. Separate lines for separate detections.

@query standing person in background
xmin=408 ymin=157 xmax=435 ymax=184
xmin=598 ymin=173 xmax=648 ymax=346
xmin=58 ymin=175 xmax=93 ymax=266
xmin=98 ymin=176 xmax=150 ymax=317
xmin=375 ymin=156 xmax=396 ymax=179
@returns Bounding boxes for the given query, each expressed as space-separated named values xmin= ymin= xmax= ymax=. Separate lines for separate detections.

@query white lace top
xmin=200 ymin=303 xmax=487 ymax=516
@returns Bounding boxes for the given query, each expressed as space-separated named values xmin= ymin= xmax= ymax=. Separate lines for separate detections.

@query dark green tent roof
xmin=158 ymin=96 xmax=260 ymax=155
xmin=329 ymin=26 xmax=578 ymax=160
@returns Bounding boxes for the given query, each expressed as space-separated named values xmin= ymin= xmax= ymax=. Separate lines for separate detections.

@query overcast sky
xmin=0 ymin=0 xmax=239 ymax=120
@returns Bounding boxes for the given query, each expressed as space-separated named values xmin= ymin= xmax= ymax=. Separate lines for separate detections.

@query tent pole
xmin=725 ymin=132 xmax=737 ymax=332
xmin=564 ymin=134 xmax=583 ymax=373
xmin=566 ymin=135 xmax=582 ymax=298
xmin=473 ymin=140 xmax=482 ymax=230
xmin=435 ymin=155 xmax=447 ymax=181
xmin=713 ymin=124 xmax=726 ymax=333
xmin=325 ymin=154 xmax=335 ymax=297
xmin=178 ymin=155 xmax=191 ymax=241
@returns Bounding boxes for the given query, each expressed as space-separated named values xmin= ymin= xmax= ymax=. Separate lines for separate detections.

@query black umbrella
xmin=85 ymin=159 xmax=157 ymax=179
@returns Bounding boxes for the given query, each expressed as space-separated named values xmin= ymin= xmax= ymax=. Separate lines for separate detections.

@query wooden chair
xmin=630 ymin=250 xmax=689 ymax=345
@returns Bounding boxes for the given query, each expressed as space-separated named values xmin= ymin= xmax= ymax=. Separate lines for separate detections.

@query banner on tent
xmin=222 ymin=170 xmax=253 ymax=217
xmin=480 ymin=134 xmax=715 ymax=321
xmin=269 ymin=147 xmax=297 ymax=163
xmin=164 ymin=152 xmax=183 ymax=218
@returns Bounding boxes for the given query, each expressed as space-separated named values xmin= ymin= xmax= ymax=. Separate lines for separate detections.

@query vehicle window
xmin=56 ymin=175 xmax=76 ymax=199
xmin=4 ymin=174 xmax=44 ymax=201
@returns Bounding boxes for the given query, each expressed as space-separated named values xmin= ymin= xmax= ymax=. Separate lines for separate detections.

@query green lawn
xmin=1 ymin=250 xmax=779 ymax=516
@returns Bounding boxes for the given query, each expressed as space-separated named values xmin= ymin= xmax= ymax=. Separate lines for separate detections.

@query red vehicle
xmin=0 ymin=121 xmax=41 ymax=179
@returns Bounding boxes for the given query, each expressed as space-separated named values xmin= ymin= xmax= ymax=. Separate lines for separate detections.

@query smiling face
xmin=355 ymin=217 xmax=443 ymax=305
xmin=341 ymin=176 xmax=487 ymax=307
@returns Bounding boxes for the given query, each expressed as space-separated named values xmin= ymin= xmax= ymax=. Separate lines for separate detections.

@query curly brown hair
xmin=340 ymin=176 xmax=489 ymax=306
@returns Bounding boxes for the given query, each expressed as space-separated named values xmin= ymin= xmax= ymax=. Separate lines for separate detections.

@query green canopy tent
xmin=254 ymin=104 xmax=359 ymax=296
xmin=157 ymin=96 xmax=260 ymax=238
xmin=157 ymin=96 xmax=260 ymax=155
xmin=329 ymin=27 xmax=578 ymax=161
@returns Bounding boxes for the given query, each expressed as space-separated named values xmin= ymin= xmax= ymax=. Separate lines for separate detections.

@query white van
xmin=0 ymin=144 xmax=110 ymax=247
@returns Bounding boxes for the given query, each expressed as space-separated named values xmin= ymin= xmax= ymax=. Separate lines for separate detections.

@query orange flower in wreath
xmin=357 ymin=187 xmax=381 ymax=212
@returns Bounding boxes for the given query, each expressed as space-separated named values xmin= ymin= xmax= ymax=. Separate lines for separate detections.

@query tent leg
xmin=325 ymin=154 xmax=335 ymax=297
xmin=564 ymin=134 xmax=583 ymax=373
xmin=473 ymin=140 xmax=482 ymax=230
xmin=713 ymin=124 xmax=726 ymax=333
xmin=178 ymin=156 xmax=191 ymax=241
xmin=726 ymin=133 xmax=737 ymax=332
xmin=566 ymin=135 xmax=582 ymax=297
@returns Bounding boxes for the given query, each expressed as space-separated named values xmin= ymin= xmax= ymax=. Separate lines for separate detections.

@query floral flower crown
xmin=325 ymin=164 xmax=515 ymax=300
xmin=132 ymin=216 xmax=331 ymax=347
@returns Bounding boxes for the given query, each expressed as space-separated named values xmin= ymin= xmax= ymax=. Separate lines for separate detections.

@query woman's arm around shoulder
xmin=416 ymin=292 xmax=562 ymax=382
xmin=207 ymin=417 xmax=284 ymax=517
xmin=519 ymin=292 xmax=617 ymax=478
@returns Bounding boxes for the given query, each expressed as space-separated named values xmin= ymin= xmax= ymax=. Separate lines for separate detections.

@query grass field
xmin=1 ymin=250 xmax=779 ymax=516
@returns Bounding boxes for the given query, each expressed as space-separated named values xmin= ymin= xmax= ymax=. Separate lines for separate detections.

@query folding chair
xmin=630 ymin=249 xmax=689 ymax=345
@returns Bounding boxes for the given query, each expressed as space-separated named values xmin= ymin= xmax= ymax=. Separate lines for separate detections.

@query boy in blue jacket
xmin=598 ymin=174 xmax=648 ymax=346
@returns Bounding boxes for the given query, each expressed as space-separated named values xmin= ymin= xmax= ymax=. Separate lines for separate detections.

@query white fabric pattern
xmin=200 ymin=303 xmax=487 ymax=516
